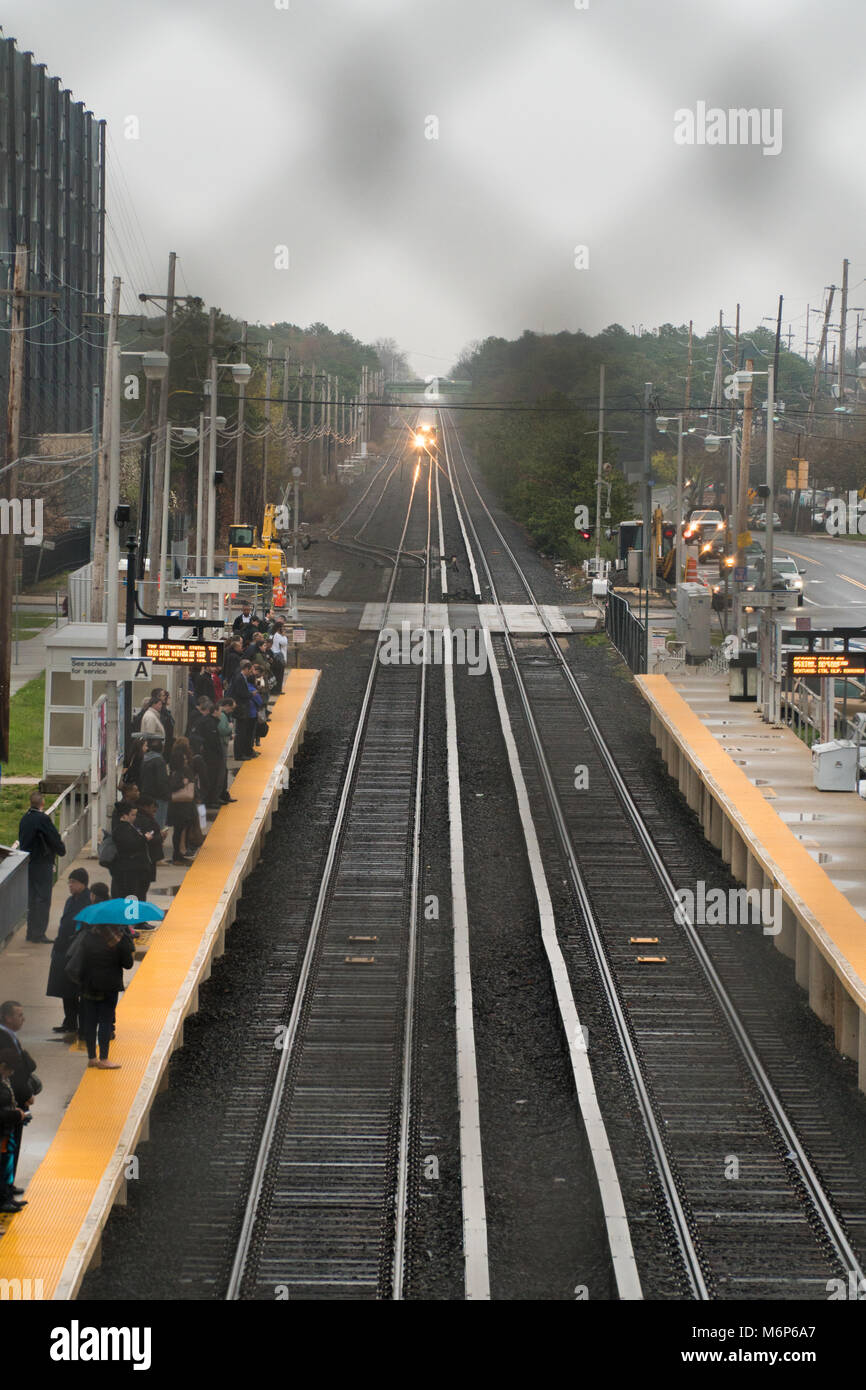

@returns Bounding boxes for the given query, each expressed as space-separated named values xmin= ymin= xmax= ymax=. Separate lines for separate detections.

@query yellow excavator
xmin=228 ymin=504 xmax=288 ymax=583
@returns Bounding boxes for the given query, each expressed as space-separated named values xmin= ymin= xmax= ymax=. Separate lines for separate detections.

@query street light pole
xmin=593 ymin=364 xmax=605 ymax=570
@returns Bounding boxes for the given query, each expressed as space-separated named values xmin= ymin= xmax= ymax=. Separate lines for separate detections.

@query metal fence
xmin=605 ymin=590 xmax=646 ymax=673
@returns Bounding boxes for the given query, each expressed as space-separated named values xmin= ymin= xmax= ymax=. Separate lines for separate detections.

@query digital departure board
xmin=787 ymin=652 xmax=866 ymax=679
xmin=141 ymin=639 xmax=224 ymax=667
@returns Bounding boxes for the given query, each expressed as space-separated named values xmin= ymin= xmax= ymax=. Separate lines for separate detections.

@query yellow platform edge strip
xmin=0 ymin=668 xmax=320 ymax=1299
xmin=637 ymin=674 xmax=866 ymax=1004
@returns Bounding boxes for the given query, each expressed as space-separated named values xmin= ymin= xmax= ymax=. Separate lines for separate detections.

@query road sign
xmin=733 ymin=566 xmax=747 ymax=582
xmin=787 ymin=651 xmax=866 ymax=679
xmin=737 ymin=531 xmax=752 ymax=549
xmin=181 ymin=575 xmax=237 ymax=595
xmin=70 ymin=656 xmax=153 ymax=682
xmin=223 ymin=560 xmax=238 ymax=577
xmin=292 ymin=627 xmax=306 ymax=644
xmin=786 ymin=469 xmax=797 ymax=490
xmin=141 ymin=639 xmax=223 ymax=666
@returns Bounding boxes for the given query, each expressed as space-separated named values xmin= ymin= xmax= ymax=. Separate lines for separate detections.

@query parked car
xmin=756 ymin=512 xmax=781 ymax=530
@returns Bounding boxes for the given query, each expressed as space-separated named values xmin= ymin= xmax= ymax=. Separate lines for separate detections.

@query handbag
xmin=171 ymin=779 xmax=195 ymax=803
xmin=28 ymin=1073 xmax=43 ymax=1096
xmin=98 ymin=830 xmax=118 ymax=866
xmin=65 ymin=930 xmax=88 ymax=989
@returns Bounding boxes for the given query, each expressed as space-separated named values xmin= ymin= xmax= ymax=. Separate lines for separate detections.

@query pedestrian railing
xmin=605 ymin=589 xmax=647 ymax=674
xmin=3 ymin=775 xmax=93 ymax=943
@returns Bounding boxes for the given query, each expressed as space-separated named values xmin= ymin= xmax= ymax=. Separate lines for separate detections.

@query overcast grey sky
xmin=4 ymin=0 xmax=864 ymax=374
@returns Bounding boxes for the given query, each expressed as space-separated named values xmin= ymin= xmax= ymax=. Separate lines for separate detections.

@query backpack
xmin=98 ymin=829 xmax=118 ymax=867
xmin=65 ymin=929 xmax=89 ymax=989
xmin=130 ymin=702 xmax=148 ymax=735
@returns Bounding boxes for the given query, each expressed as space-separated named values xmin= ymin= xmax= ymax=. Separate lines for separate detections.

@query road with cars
xmin=752 ymin=528 xmax=866 ymax=612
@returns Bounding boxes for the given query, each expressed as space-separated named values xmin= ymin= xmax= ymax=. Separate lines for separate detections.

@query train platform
xmin=637 ymin=670 xmax=866 ymax=1087
xmin=0 ymin=668 xmax=319 ymax=1299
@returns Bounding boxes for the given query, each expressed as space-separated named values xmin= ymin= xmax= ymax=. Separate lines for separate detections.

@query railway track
xmin=227 ymin=444 xmax=433 ymax=1299
xmin=328 ymin=434 xmax=426 ymax=569
xmin=439 ymin=408 xmax=866 ymax=1299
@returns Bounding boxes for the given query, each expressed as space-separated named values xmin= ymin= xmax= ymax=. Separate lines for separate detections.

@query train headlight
xmin=414 ymin=434 xmax=425 ymax=447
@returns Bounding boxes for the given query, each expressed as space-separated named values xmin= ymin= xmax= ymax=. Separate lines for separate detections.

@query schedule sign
xmin=787 ymin=651 xmax=866 ymax=679
xmin=141 ymin=639 xmax=224 ymax=666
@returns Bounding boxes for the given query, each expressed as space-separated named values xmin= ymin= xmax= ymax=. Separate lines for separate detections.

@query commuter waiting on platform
xmin=139 ymin=689 xmax=167 ymax=741
xmin=0 ymin=1001 xmax=39 ymax=1189
xmin=228 ymin=660 xmax=258 ymax=759
xmin=0 ymin=1051 xmax=29 ymax=1213
xmin=271 ymin=620 xmax=288 ymax=692
xmin=17 ymin=790 xmax=67 ymax=943
xmin=75 ymin=925 xmax=134 ymax=1070
xmin=46 ymin=867 xmax=89 ymax=1036
xmin=110 ymin=802 xmax=154 ymax=900
xmin=135 ymin=796 xmax=166 ymax=891
xmin=168 ymin=739 xmax=198 ymax=862
xmin=139 ymin=737 xmax=171 ymax=828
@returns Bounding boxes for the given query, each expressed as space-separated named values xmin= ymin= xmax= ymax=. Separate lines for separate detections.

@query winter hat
xmin=69 ymin=868 xmax=89 ymax=887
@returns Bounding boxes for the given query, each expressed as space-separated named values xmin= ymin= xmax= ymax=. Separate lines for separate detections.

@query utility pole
xmin=281 ymin=348 xmax=292 ymax=478
xmin=593 ymin=364 xmax=605 ymax=569
xmin=200 ymin=308 xmax=216 ymax=579
xmin=734 ymin=359 xmax=754 ymax=605
xmin=684 ymin=320 xmax=693 ymax=426
xmin=837 ymin=258 xmax=849 ymax=435
xmin=773 ymin=293 xmax=783 ymax=389
xmin=0 ymin=245 xmax=27 ymax=763
xmin=233 ymin=321 xmax=248 ymax=521
xmin=809 ymin=288 xmax=835 ymax=427
xmin=145 ymin=251 xmax=176 ymax=610
xmin=194 ymin=411 xmax=205 ymax=576
xmin=92 ymin=276 xmax=122 ymax=621
xmin=262 ymin=338 xmax=273 ymax=502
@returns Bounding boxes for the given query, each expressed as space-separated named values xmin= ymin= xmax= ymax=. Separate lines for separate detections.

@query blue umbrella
xmin=74 ymin=898 xmax=166 ymax=927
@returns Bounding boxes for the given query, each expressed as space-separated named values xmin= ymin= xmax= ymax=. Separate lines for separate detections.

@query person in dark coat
xmin=139 ymin=739 xmax=171 ymax=827
xmin=190 ymin=698 xmax=225 ymax=807
xmin=167 ymin=740 xmax=197 ymax=862
xmin=221 ymin=637 xmax=243 ymax=686
xmin=75 ymin=925 xmax=134 ymax=1068
xmin=46 ymin=867 xmax=89 ymax=1035
xmin=0 ymin=1001 xmax=38 ymax=1185
xmin=159 ymin=689 xmax=176 ymax=762
xmin=232 ymin=602 xmax=256 ymax=640
xmin=0 ymin=1051 xmax=28 ymax=1212
xmin=109 ymin=803 xmax=153 ymax=900
xmin=228 ymin=660 xmax=257 ymax=759
xmin=17 ymin=791 xmax=66 ymax=942
xmin=135 ymin=797 xmax=165 ymax=888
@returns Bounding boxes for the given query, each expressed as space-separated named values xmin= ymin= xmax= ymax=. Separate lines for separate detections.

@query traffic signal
xmin=577 ymin=528 xmax=591 ymax=541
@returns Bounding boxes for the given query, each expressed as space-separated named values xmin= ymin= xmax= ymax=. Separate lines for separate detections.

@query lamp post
xmin=206 ymin=358 xmax=252 ymax=590
xmin=160 ymin=425 xmax=198 ymax=604
xmin=656 ymin=414 xmax=684 ymax=582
